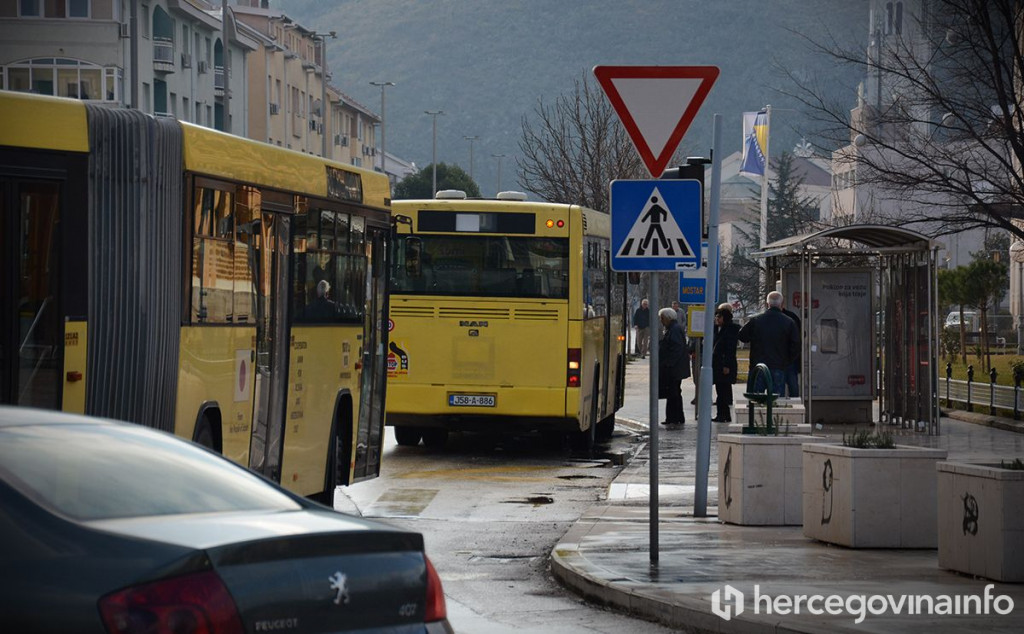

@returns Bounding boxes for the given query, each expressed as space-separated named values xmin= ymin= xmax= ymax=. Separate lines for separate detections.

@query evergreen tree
xmin=393 ymin=163 xmax=480 ymax=199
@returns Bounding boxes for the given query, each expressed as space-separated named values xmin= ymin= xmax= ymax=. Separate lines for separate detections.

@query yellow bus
xmin=0 ymin=91 xmax=391 ymax=500
xmin=387 ymin=190 xmax=626 ymax=448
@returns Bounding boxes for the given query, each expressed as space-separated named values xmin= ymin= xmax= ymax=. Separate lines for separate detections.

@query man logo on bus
xmin=460 ymin=320 xmax=488 ymax=327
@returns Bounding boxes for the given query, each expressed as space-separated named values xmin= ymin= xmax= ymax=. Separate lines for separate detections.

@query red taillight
xmin=99 ymin=570 xmax=244 ymax=634
xmin=567 ymin=348 xmax=581 ymax=388
xmin=424 ymin=556 xmax=448 ymax=623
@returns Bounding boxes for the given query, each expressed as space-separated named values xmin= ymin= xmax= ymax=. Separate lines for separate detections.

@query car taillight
xmin=424 ymin=556 xmax=447 ymax=622
xmin=567 ymin=348 xmax=581 ymax=387
xmin=99 ymin=570 xmax=244 ymax=634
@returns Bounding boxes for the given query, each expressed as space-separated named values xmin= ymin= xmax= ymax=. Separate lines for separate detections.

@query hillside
xmin=273 ymin=0 xmax=867 ymax=196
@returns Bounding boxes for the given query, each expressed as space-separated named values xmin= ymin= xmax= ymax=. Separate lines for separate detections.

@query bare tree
xmin=789 ymin=0 xmax=1024 ymax=241
xmin=517 ymin=74 xmax=647 ymax=212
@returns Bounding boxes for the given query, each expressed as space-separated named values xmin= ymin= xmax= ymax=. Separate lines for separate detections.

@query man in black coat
xmin=658 ymin=307 xmax=690 ymax=425
xmin=633 ymin=299 xmax=651 ymax=358
xmin=737 ymin=291 xmax=799 ymax=396
xmin=712 ymin=303 xmax=741 ymax=422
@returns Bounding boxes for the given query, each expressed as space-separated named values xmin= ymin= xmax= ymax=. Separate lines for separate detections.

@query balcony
xmin=153 ymin=37 xmax=175 ymax=74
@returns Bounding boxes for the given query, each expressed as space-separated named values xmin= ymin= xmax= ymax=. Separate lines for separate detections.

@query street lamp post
xmin=312 ymin=30 xmax=336 ymax=157
xmin=424 ymin=110 xmax=445 ymax=195
xmin=464 ymin=135 xmax=479 ymax=181
xmin=370 ymin=81 xmax=394 ymax=177
xmin=492 ymin=153 xmax=507 ymax=194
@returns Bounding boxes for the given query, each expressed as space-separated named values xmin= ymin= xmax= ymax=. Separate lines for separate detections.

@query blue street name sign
xmin=610 ymin=179 xmax=702 ymax=272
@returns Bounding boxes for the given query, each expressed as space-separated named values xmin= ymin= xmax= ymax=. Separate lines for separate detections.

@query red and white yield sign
xmin=593 ymin=65 xmax=719 ymax=177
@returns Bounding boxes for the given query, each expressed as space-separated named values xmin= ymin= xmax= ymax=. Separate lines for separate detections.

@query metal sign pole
xmin=694 ymin=114 xmax=722 ymax=517
xmin=648 ymin=272 xmax=660 ymax=564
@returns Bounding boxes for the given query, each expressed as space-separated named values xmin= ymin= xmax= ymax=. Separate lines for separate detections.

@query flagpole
xmin=758 ymin=104 xmax=771 ymax=296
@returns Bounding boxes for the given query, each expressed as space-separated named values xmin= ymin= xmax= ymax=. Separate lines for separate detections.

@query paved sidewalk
xmin=551 ymin=356 xmax=1024 ymax=633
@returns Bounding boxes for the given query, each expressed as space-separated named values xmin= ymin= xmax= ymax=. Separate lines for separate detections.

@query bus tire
xmin=596 ymin=414 xmax=615 ymax=441
xmin=194 ymin=415 xmax=215 ymax=451
xmin=394 ymin=426 xmax=422 ymax=446
xmin=309 ymin=432 xmax=339 ymax=506
xmin=421 ymin=427 xmax=448 ymax=449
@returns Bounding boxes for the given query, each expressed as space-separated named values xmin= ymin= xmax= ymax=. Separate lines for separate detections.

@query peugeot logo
xmin=328 ymin=571 xmax=350 ymax=606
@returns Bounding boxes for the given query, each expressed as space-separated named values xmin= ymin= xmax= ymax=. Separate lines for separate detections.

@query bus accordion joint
xmin=567 ymin=348 xmax=582 ymax=387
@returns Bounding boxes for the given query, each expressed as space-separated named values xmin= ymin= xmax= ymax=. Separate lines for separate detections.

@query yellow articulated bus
xmin=0 ymin=90 xmax=391 ymax=500
xmin=387 ymin=190 xmax=626 ymax=448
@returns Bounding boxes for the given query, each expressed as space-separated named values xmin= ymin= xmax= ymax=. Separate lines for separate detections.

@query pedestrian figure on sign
xmin=640 ymin=196 xmax=670 ymax=255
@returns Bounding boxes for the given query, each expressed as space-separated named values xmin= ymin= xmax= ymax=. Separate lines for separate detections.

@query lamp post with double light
xmin=370 ymin=81 xmax=394 ymax=177
xmin=464 ymin=135 xmax=479 ymax=181
xmin=424 ymin=109 xmax=445 ymax=195
xmin=492 ymin=153 xmax=507 ymax=194
xmin=311 ymin=30 xmax=336 ymax=157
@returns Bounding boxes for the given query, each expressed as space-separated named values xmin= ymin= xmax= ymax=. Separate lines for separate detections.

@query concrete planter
xmin=802 ymin=443 xmax=948 ymax=548
xmin=718 ymin=434 xmax=818 ymax=526
xmin=937 ymin=461 xmax=1024 ymax=582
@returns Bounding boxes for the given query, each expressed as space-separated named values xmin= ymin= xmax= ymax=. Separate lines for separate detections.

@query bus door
xmin=247 ymin=194 xmax=293 ymax=483
xmin=352 ymin=225 xmax=388 ymax=482
xmin=0 ymin=177 xmax=64 ymax=410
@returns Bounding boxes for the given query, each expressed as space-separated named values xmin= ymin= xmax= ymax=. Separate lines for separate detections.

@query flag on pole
xmin=740 ymin=110 xmax=768 ymax=178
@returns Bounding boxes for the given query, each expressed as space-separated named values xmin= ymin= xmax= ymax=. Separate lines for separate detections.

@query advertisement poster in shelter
xmin=783 ymin=269 xmax=874 ymax=399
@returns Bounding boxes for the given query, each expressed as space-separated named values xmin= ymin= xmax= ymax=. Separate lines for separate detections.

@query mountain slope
xmin=274 ymin=0 xmax=867 ymax=196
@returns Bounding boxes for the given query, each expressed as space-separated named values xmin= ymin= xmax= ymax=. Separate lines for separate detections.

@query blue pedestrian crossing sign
xmin=610 ymin=179 xmax=701 ymax=271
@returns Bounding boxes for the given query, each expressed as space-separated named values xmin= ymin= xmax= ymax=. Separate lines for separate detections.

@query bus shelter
xmin=754 ymin=224 xmax=941 ymax=434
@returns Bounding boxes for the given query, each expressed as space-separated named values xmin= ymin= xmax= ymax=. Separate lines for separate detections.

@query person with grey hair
xmin=657 ymin=306 xmax=691 ymax=425
xmin=304 ymin=279 xmax=341 ymax=322
xmin=737 ymin=291 xmax=798 ymax=396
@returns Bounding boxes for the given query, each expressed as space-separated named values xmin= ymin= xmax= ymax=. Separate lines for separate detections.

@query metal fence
xmin=942 ymin=363 xmax=1024 ymax=419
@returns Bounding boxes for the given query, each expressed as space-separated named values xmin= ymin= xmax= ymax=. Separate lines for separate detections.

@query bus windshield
xmin=392 ymin=234 xmax=569 ymax=299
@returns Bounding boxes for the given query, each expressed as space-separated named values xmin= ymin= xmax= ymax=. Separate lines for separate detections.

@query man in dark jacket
xmin=658 ymin=307 xmax=690 ymax=425
xmin=737 ymin=291 xmax=799 ymax=396
xmin=712 ymin=303 xmax=741 ymax=422
xmin=780 ymin=299 xmax=801 ymax=398
xmin=633 ymin=299 xmax=651 ymax=358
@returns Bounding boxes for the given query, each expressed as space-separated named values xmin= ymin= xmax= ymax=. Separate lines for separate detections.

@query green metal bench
xmin=742 ymin=363 xmax=778 ymax=435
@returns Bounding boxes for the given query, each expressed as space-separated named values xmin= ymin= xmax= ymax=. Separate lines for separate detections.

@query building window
xmin=67 ymin=0 xmax=89 ymax=18
xmin=19 ymin=0 xmax=41 ymax=17
xmin=3 ymin=58 xmax=119 ymax=102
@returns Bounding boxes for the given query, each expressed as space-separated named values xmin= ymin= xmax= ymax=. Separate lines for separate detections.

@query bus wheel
xmin=421 ymin=427 xmax=449 ymax=449
xmin=310 ymin=432 xmax=339 ymax=506
xmin=194 ymin=416 xmax=215 ymax=450
xmin=596 ymin=415 xmax=615 ymax=441
xmin=394 ymin=426 xmax=422 ymax=446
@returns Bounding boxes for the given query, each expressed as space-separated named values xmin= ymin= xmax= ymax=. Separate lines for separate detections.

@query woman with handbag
xmin=658 ymin=307 xmax=690 ymax=425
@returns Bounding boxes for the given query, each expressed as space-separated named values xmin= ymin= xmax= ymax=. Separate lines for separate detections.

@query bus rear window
xmin=392 ymin=235 xmax=569 ymax=299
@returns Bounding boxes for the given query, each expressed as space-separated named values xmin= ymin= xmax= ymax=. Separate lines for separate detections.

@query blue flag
xmin=740 ymin=110 xmax=768 ymax=178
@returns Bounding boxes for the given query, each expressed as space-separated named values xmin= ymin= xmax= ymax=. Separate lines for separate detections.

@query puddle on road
xmin=556 ymin=474 xmax=600 ymax=480
xmin=502 ymin=495 xmax=555 ymax=506
xmin=362 ymin=488 xmax=439 ymax=517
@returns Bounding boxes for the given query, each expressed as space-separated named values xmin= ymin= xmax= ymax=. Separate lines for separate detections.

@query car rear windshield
xmin=0 ymin=423 xmax=301 ymax=521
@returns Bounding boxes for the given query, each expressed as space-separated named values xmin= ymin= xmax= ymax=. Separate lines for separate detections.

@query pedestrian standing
xmin=712 ymin=303 xmax=740 ymax=422
xmin=658 ymin=306 xmax=690 ymax=425
xmin=737 ymin=291 xmax=799 ymax=396
xmin=633 ymin=298 xmax=651 ymax=358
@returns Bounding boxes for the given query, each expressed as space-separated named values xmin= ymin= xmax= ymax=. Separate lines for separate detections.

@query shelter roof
xmin=756 ymin=224 xmax=936 ymax=257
